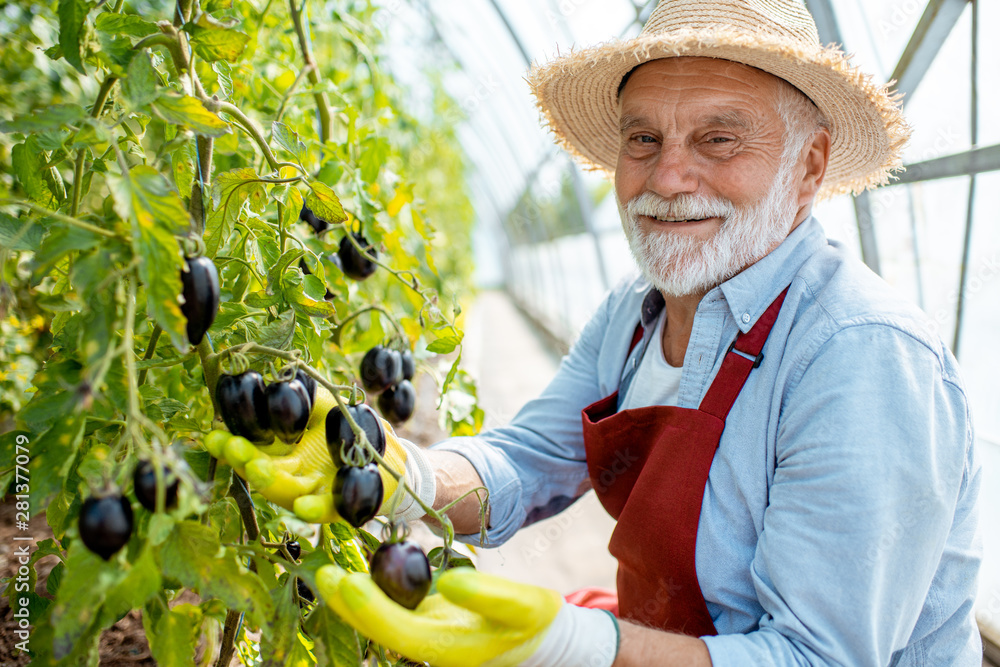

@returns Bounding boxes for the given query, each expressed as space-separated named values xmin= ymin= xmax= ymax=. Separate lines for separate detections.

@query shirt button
xmin=741 ymin=313 xmax=751 ymax=324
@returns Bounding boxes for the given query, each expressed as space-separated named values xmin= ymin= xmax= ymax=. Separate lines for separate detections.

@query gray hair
xmin=774 ymin=79 xmax=830 ymax=162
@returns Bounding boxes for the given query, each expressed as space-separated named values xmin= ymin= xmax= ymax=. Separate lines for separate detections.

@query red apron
xmin=580 ymin=288 xmax=788 ymax=635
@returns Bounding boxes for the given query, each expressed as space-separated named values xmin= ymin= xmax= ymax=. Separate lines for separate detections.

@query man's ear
xmin=797 ymin=128 xmax=832 ymax=207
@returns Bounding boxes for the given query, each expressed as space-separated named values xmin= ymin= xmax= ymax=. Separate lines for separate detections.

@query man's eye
xmin=708 ymin=136 xmax=733 ymax=144
xmin=634 ymin=135 xmax=656 ymax=144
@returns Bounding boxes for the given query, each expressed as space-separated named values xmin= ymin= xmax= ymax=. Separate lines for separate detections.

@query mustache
xmin=624 ymin=192 xmax=735 ymax=222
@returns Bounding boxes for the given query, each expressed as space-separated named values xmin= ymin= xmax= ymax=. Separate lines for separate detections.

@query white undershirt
xmin=619 ymin=310 xmax=684 ymax=410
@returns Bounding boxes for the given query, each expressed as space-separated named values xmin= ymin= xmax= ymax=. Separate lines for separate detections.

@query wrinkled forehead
xmin=617 ymin=57 xmax=785 ymax=104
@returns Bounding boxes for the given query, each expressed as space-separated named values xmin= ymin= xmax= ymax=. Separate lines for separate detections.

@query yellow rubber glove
xmin=203 ymin=386 xmax=408 ymax=524
xmin=315 ymin=564 xmax=564 ymax=667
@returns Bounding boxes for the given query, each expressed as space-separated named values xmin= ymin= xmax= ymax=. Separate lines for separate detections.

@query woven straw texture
xmin=527 ymin=0 xmax=911 ymax=197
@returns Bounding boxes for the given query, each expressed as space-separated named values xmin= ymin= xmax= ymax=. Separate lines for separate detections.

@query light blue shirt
xmin=433 ymin=217 xmax=983 ymax=666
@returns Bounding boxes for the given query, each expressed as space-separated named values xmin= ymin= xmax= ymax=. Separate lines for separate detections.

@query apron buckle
xmin=726 ymin=340 xmax=765 ymax=368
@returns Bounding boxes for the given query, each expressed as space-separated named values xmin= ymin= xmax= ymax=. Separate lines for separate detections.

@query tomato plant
xmin=0 ymin=0 xmax=483 ymax=663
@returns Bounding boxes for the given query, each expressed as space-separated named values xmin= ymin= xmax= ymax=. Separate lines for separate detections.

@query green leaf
xmin=212 ymin=61 xmax=234 ymax=100
xmin=186 ymin=24 xmax=249 ymax=62
xmin=260 ymin=580 xmax=299 ymax=667
xmin=50 ymin=541 xmax=128 ymax=660
xmin=267 ymin=248 xmax=305 ymax=289
xmin=94 ymin=12 xmax=158 ymax=37
xmin=305 ymin=604 xmax=364 ymax=666
xmin=58 ymin=0 xmax=91 ymax=73
xmin=12 ymin=138 xmax=57 ymax=207
xmin=272 ymin=122 xmax=306 ymax=163
xmin=32 ymin=225 xmax=103 ymax=279
xmin=426 ymin=333 xmax=463 ymax=354
xmin=439 ymin=350 xmax=462 ymax=404
xmin=245 ymin=290 xmax=281 ymax=309
xmin=0 ymin=104 xmax=87 ymax=134
xmin=122 ymin=50 xmax=159 ymax=109
xmin=0 ymin=213 xmax=46 ymax=251
xmin=156 ymin=521 xmax=271 ymax=623
xmin=286 ymin=275 xmax=336 ymax=318
xmin=255 ymin=310 xmax=296 ymax=352
xmin=107 ymin=165 xmax=188 ymax=351
xmin=154 ymin=95 xmax=231 ymax=137
xmin=147 ymin=604 xmax=202 ymax=667
xmin=305 ymin=182 xmax=347 ymax=226
xmin=99 ymin=547 xmax=162 ymax=625
xmin=204 ymin=168 xmax=265 ymax=258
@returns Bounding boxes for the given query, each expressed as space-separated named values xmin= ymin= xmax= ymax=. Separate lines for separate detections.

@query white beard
xmin=617 ymin=159 xmax=799 ymax=297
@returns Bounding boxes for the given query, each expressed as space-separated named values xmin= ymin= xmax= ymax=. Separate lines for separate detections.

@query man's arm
xmin=614 ymin=623 xmax=712 ymax=666
xmin=425 ymin=449 xmax=491 ymax=535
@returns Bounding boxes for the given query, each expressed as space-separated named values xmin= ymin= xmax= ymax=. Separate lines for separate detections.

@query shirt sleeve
xmin=702 ymin=323 xmax=978 ymax=666
xmin=431 ymin=285 xmax=622 ymax=547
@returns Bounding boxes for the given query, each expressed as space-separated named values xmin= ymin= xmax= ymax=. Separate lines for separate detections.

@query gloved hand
xmin=316 ymin=564 xmax=620 ymax=667
xmin=203 ymin=385 xmax=436 ymax=524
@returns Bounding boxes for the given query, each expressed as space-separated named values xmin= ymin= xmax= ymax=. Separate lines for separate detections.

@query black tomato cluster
xmin=217 ymin=369 xmax=317 ymax=446
xmin=180 ymin=256 xmax=220 ymax=346
xmin=362 ymin=346 xmax=416 ymax=424
xmin=370 ymin=540 xmax=432 ymax=610
xmin=78 ymin=494 xmax=133 ymax=561
xmin=326 ymin=403 xmax=386 ymax=527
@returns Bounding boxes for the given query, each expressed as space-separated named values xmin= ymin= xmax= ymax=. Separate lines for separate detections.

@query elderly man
xmin=221 ymin=0 xmax=983 ymax=664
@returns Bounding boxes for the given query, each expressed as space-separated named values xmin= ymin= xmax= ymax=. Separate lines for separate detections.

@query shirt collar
xmin=636 ymin=216 xmax=827 ymax=333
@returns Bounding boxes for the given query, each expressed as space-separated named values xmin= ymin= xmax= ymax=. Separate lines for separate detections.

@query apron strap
xmin=699 ymin=287 xmax=789 ymax=421
xmin=627 ymin=321 xmax=644 ymax=355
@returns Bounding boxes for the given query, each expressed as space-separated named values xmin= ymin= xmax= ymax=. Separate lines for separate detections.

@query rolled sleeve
xmin=430 ymin=280 xmax=628 ymax=547
xmin=705 ymin=324 xmax=977 ymax=666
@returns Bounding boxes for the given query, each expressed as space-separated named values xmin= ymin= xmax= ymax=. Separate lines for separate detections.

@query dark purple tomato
xmin=79 ymin=494 xmax=134 ymax=561
xmin=180 ymin=256 xmax=220 ymax=346
xmin=333 ymin=463 xmax=384 ymax=527
xmin=299 ymin=203 xmax=329 ymax=234
xmin=370 ymin=540 xmax=432 ymax=610
xmin=360 ymin=346 xmax=402 ymax=394
xmin=284 ymin=540 xmax=301 ymax=561
xmin=325 ymin=403 xmax=386 ymax=466
xmin=400 ymin=350 xmax=415 ymax=382
xmin=216 ymin=371 xmax=273 ymax=445
xmin=377 ymin=380 xmax=416 ymax=424
xmin=265 ymin=379 xmax=311 ymax=444
xmin=293 ymin=369 xmax=317 ymax=408
xmin=133 ymin=460 xmax=179 ymax=512
xmin=297 ymin=577 xmax=315 ymax=605
xmin=337 ymin=233 xmax=377 ymax=281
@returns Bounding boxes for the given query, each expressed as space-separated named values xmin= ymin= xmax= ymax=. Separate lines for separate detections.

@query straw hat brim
xmin=527 ymin=29 xmax=911 ymax=197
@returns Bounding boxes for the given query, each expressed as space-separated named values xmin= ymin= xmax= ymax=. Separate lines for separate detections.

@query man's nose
xmin=646 ymin=144 xmax=699 ymax=199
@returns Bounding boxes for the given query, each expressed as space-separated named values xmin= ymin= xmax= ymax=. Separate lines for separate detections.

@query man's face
xmin=614 ymin=57 xmax=800 ymax=297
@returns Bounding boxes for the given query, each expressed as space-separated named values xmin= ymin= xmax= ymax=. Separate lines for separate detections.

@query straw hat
xmin=527 ymin=0 xmax=911 ymax=197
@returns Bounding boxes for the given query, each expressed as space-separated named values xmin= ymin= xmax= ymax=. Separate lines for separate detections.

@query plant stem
xmin=123 ymin=279 xmax=143 ymax=450
xmin=335 ymin=304 xmax=406 ymax=341
xmin=197 ymin=336 xmax=222 ymax=422
xmin=217 ymin=474 xmax=260 ymax=667
xmin=188 ymin=135 xmax=215 ymax=236
xmin=0 ymin=199 xmax=118 ymax=239
xmin=288 ymin=0 xmax=332 ymax=143
xmin=137 ymin=325 xmax=163 ymax=386
xmin=209 ymin=100 xmax=304 ymax=174
xmin=71 ymin=76 xmax=118 ymax=217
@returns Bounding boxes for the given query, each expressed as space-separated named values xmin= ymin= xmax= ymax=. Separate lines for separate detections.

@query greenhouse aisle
xmin=460 ymin=290 xmax=618 ymax=595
